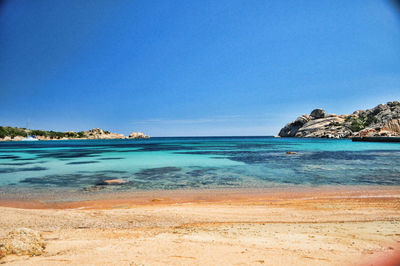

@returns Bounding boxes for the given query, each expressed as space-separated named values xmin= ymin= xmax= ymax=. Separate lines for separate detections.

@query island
xmin=0 ymin=127 xmax=149 ymax=141
xmin=278 ymin=101 xmax=400 ymax=139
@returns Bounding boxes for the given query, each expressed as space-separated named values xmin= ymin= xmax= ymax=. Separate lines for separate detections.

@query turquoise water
xmin=0 ymin=137 xmax=400 ymax=195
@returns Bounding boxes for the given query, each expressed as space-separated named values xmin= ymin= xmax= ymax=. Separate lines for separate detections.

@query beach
xmin=1 ymin=138 xmax=400 ymax=265
xmin=1 ymin=186 xmax=399 ymax=265
xmin=3 ymin=0 xmax=400 ymax=264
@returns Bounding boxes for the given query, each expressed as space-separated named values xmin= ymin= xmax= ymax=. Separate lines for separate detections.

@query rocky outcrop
xmin=278 ymin=101 xmax=400 ymax=138
xmin=83 ymin=128 xmax=126 ymax=139
xmin=0 ymin=228 xmax=45 ymax=258
xmin=278 ymin=115 xmax=311 ymax=137
xmin=128 ymin=132 xmax=150 ymax=139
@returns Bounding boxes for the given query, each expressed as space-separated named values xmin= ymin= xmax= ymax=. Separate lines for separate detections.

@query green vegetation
xmin=0 ymin=126 xmax=28 ymax=139
xmin=348 ymin=114 xmax=379 ymax=132
xmin=349 ymin=119 xmax=365 ymax=132
xmin=0 ymin=126 xmax=118 ymax=140
xmin=29 ymin=130 xmax=48 ymax=136
xmin=77 ymin=131 xmax=85 ymax=138
xmin=364 ymin=115 xmax=378 ymax=126
xmin=0 ymin=126 xmax=88 ymax=139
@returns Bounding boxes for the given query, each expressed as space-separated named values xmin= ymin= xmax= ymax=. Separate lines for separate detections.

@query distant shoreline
xmin=0 ymin=127 xmax=149 ymax=141
xmin=0 ymin=135 xmax=278 ymax=142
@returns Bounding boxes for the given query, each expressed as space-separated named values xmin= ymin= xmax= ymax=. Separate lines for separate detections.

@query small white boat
xmin=21 ymin=135 xmax=39 ymax=141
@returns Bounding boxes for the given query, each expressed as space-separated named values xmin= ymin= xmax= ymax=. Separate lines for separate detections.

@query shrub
xmin=77 ymin=131 xmax=85 ymax=138
xmin=350 ymin=119 xmax=365 ymax=132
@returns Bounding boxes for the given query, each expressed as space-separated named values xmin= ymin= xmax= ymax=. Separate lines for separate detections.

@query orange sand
xmin=0 ymin=186 xmax=399 ymax=265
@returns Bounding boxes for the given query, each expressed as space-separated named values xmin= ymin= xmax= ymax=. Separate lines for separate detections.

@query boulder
xmin=128 ymin=132 xmax=150 ymax=139
xmin=0 ymin=228 xmax=45 ymax=258
xmin=371 ymin=104 xmax=389 ymax=116
xmin=310 ymin=109 xmax=326 ymax=119
xmin=278 ymin=115 xmax=311 ymax=137
xmin=387 ymin=101 xmax=399 ymax=107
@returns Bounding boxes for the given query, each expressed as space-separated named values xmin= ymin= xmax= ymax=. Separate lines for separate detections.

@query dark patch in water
xmin=66 ymin=161 xmax=99 ymax=165
xmin=176 ymin=150 xmax=382 ymax=165
xmin=127 ymin=166 xmax=244 ymax=190
xmin=134 ymin=167 xmax=182 ymax=180
xmin=13 ymin=158 xmax=37 ymax=161
xmin=98 ymin=157 xmax=124 ymax=160
xmin=0 ymin=166 xmax=48 ymax=173
xmin=34 ymin=150 xmax=100 ymax=159
xmin=20 ymin=172 xmax=129 ymax=187
xmin=24 ymin=147 xmax=122 ymax=160
xmin=0 ymin=162 xmax=35 ymax=166
xmin=186 ymin=168 xmax=217 ymax=177
xmin=0 ymin=155 xmax=20 ymax=160
xmin=301 ymin=151 xmax=378 ymax=161
xmin=132 ymin=144 xmax=194 ymax=152
xmin=77 ymin=170 xmax=127 ymax=174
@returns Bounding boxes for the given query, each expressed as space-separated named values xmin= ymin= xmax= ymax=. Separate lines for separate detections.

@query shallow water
xmin=0 ymin=137 xmax=400 ymax=195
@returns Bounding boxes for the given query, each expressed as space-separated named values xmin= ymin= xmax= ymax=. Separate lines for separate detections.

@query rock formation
xmin=128 ymin=132 xmax=150 ymax=139
xmin=83 ymin=128 xmax=126 ymax=139
xmin=278 ymin=101 xmax=400 ymax=138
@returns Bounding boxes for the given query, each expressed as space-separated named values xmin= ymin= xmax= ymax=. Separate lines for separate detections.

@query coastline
xmin=0 ymin=185 xmax=399 ymax=209
xmin=0 ymin=127 xmax=150 ymax=141
xmin=0 ymin=136 xmax=150 ymax=142
xmin=1 ymin=186 xmax=400 ymax=265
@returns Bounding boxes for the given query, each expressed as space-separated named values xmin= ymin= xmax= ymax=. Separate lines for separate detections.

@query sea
xmin=0 ymin=137 xmax=400 ymax=198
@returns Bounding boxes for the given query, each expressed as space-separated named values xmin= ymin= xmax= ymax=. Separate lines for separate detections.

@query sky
xmin=1 ymin=0 xmax=400 ymax=136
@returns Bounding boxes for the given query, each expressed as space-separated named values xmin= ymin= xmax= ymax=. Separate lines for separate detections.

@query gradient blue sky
xmin=1 ymin=0 xmax=399 ymax=136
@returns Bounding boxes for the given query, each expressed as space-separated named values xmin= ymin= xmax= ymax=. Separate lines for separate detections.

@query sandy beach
xmin=0 ymin=187 xmax=399 ymax=265
xmin=2 ymin=0 xmax=400 ymax=264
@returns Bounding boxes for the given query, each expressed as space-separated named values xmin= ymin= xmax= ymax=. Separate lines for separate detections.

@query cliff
xmin=0 ymin=127 xmax=150 ymax=141
xmin=278 ymin=101 xmax=400 ymax=138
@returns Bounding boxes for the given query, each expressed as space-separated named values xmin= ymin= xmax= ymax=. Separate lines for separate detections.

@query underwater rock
xmin=103 ymin=179 xmax=128 ymax=184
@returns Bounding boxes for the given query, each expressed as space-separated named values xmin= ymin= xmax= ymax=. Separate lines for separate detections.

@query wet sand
xmin=0 ymin=186 xmax=400 ymax=265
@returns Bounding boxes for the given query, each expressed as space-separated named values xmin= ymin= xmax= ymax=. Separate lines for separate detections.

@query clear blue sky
xmin=1 ymin=0 xmax=399 ymax=136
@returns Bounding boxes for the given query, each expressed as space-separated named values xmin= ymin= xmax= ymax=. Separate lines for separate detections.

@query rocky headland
xmin=0 ymin=127 xmax=149 ymax=141
xmin=278 ymin=101 xmax=400 ymax=138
